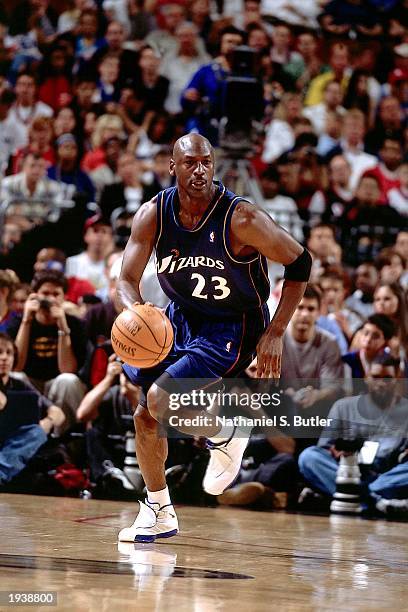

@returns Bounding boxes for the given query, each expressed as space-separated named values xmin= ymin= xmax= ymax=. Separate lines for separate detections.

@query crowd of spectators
xmin=0 ymin=0 xmax=407 ymax=518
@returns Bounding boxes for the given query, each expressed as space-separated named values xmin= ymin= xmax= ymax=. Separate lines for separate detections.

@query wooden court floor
xmin=0 ymin=494 xmax=407 ymax=612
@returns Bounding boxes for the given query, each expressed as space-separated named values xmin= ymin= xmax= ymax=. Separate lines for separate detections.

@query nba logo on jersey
xmin=226 ymin=341 xmax=232 ymax=352
xmin=209 ymin=231 xmax=215 ymax=243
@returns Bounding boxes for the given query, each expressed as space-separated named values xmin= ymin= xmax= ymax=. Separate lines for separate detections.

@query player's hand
xmin=256 ymin=332 xmax=283 ymax=379
xmin=183 ymin=88 xmax=200 ymax=102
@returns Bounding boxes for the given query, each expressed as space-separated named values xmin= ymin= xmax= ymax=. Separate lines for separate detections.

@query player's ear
xmin=169 ymin=158 xmax=175 ymax=175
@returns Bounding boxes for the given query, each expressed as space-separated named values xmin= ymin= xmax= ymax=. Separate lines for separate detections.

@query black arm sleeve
xmin=283 ymin=248 xmax=312 ymax=282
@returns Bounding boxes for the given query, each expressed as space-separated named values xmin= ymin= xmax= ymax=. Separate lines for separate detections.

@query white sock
xmin=146 ymin=486 xmax=172 ymax=508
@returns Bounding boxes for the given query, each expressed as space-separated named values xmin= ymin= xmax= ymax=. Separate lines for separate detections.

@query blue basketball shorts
xmin=122 ymin=301 xmax=269 ymax=394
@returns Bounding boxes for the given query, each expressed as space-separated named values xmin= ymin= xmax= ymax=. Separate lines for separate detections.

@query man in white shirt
xmin=1 ymin=153 xmax=64 ymax=221
xmin=327 ymin=109 xmax=377 ymax=191
xmin=7 ymin=73 xmax=53 ymax=150
xmin=303 ymin=80 xmax=346 ymax=136
xmin=65 ymin=214 xmax=114 ymax=293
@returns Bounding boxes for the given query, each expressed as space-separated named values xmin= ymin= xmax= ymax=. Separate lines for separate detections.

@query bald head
xmin=172 ymin=134 xmax=214 ymax=161
xmin=170 ymin=133 xmax=215 ymax=198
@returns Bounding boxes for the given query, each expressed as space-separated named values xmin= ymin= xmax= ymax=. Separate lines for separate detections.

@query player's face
xmin=170 ymin=143 xmax=215 ymax=197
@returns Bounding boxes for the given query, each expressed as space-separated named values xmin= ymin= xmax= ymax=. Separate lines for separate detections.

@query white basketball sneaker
xmin=118 ymin=500 xmax=179 ymax=543
xmin=203 ymin=426 xmax=251 ymax=496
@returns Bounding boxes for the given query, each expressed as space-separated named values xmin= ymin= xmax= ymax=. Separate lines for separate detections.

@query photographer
xmin=298 ymin=353 xmax=408 ymax=517
xmin=7 ymin=270 xmax=87 ymax=432
xmin=0 ymin=332 xmax=65 ymax=487
xmin=77 ymin=355 xmax=140 ymax=498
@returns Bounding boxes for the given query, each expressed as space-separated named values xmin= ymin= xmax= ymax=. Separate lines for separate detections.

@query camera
xmin=39 ymin=298 xmax=51 ymax=311
xmin=220 ymin=46 xmax=264 ymax=154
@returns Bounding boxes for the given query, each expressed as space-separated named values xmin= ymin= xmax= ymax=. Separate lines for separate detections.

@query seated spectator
xmin=307 ymin=223 xmax=342 ymax=280
xmin=0 ymin=269 xmax=20 ymax=332
xmin=145 ymin=3 xmax=187 ymax=56
xmin=33 ymin=246 xmax=96 ymax=305
xmin=262 ymin=93 xmax=304 ymax=164
xmin=37 ymin=44 xmax=73 ymax=112
xmin=343 ymin=68 xmax=375 ymax=126
xmin=317 ymin=275 xmax=349 ymax=356
xmin=10 ymin=282 xmax=30 ymax=315
xmin=345 ymin=262 xmax=378 ymax=320
xmin=0 ymin=332 xmax=65 ymax=488
xmin=343 ymin=313 xmax=396 ymax=382
xmin=53 ymin=106 xmax=77 ymax=139
xmin=287 ymin=31 xmax=325 ymax=94
xmin=77 ymin=357 xmax=140 ymax=498
xmin=325 ymin=109 xmax=377 ymax=191
xmin=286 ymin=134 xmax=328 ymax=215
xmin=323 ymin=154 xmax=353 ymax=221
xmin=7 ymin=270 xmax=87 ymax=430
xmin=269 ymin=23 xmax=300 ymax=67
xmin=131 ymin=44 xmax=170 ymax=115
xmin=92 ymin=53 xmax=121 ymax=104
xmin=316 ymin=110 xmax=343 ymax=157
xmin=303 ymin=80 xmax=346 ymax=136
xmin=86 ymin=20 xmax=139 ymax=90
xmin=47 ymin=133 xmax=96 ymax=202
xmin=260 ymin=165 xmax=303 ymax=243
xmin=12 ymin=116 xmax=55 ymax=173
xmin=298 ymin=353 xmax=408 ymax=518
xmin=340 ymin=175 xmax=403 ymax=253
xmin=375 ymin=247 xmax=406 ymax=286
xmin=281 ymin=285 xmax=344 ymax=433
xmin=7 ymin=73 xmax=53 ymax=151
xmin=388 ymin=162 xmax=408 ymax=216
xmin=160 ymin=21 xmax=210 ymax=115
xmin=65 ymin=214 xmax=114 ymax=293
xmin=99 ymin=153 xmax=153 ymax=218
xmin=373 ymin=281 xmax=408 ymax=360
xmin=320 ymin=267 xmax=361 ymax=336
xmin=365 ymin=96 xmax=404 ymax=155
xmin=74 ymin=8 xmax=106 ymax=68
xmin=304 ymin=42 xmax=350 ymax=107
xmin=81 ymin=113 xmax=125 ymax=172
xmin=1 ymin=153 xmax=64 ymax=220
xmin=370 ymin=136 xmax=404 ymax=203
xmin=89 ymin=136 xmax=123 ymax=199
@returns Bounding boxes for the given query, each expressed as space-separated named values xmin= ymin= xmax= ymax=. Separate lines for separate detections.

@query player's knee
xmin=298 ymin=446 xmax=319 ymax=476
xmin=146 ymin=384 xmax=168 ymax=423
xmin=134 ymin=407 xmax=159 ymax=435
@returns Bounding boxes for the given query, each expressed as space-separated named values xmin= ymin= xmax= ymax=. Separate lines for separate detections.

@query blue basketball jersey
xmin=154 ymin=181 xmax=270 ymax=319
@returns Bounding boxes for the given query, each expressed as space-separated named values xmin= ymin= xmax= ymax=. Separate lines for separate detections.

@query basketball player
xmin=116 ymin=134 xmax=311 ymax=542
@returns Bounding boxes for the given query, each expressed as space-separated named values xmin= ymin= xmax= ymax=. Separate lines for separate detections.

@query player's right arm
xmin=116 ymin=198 xmax=157 ymax=310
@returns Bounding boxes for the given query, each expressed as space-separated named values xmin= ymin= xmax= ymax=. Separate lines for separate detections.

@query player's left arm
xmin=231 ymin=203 xmax=311 ymax=378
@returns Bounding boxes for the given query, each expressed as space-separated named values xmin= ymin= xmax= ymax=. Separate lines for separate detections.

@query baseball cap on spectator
xmin=56 ymin=133 xmax=77 ymax=147
xmin=84 ymin=213 xmax=112 ymax=233
xmin=388 ymin=68 xmax=408 ymax=85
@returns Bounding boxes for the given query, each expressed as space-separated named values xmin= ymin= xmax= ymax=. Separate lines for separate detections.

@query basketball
xmin=111 ymin=304 xmax=174 ymax=368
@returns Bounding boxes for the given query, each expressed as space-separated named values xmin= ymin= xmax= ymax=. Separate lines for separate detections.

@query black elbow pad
xmin=283 ymin=248 xmax=312 ymax=282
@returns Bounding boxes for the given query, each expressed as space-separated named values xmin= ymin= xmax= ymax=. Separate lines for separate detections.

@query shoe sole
xmin=134 ymin=529 xmax=178 ymax=543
